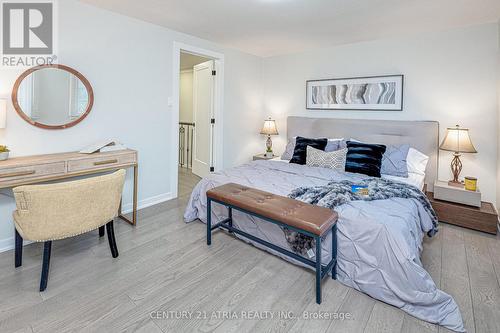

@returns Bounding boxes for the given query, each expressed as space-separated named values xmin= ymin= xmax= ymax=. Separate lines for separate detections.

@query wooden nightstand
xmin=426 ymin=191 xmax=498 ymax=234
xmin=253 ymin=153 xmax=276 ymax=161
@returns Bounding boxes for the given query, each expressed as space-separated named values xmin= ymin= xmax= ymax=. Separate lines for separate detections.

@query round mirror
xmin=12 ymin=65 xmax=94 ymax=129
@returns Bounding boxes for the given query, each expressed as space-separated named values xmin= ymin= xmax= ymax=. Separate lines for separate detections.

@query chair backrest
xmin=13 ymin=169 xmax=126 ymax=242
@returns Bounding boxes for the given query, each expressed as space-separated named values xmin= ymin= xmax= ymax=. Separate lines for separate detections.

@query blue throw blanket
xmin=284 ymin=178 xmax=438 ymax=256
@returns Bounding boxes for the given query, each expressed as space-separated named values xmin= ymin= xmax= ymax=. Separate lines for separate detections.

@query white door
xmin=192 ymin=60 xmax=215 ymax=178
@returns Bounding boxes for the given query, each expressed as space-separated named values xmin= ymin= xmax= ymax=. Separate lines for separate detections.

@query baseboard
xmin=121 ymin=192 xmax=173 ymax=214
xmin=0 ymin=192 xmax=174 ymax=254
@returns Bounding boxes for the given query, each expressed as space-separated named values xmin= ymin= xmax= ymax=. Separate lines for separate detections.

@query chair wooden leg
xmin=99 ymin=225 xmax=105 ymax=237
xmin=15 ymin=229 xmax=23 ymax=268
xmin=39 ymin=241 xmax=52 ymax=292
xmin=106 ymin=221 xmax=119 ymax=258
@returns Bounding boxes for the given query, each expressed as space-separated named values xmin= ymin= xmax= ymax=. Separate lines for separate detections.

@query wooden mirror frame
xmin=11 ymin=64 xmax=94 ymax=130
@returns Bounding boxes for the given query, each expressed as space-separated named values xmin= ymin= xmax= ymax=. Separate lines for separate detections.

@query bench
xmin=206 ymin=183 xmax=338 ymax=304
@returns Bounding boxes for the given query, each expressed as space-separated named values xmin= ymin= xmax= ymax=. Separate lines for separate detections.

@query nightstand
xmin=426 ymin=191 xmax=498 ymax=234
xmin=253 ymin=153 xmax=276 ymax=161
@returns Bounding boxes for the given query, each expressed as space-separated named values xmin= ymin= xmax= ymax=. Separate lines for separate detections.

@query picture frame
xmin=306 ymin=75 xmax=404 ymax=111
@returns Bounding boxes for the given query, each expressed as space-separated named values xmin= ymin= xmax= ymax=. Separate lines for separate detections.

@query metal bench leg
xmin=207 ymin=198 xmax=212 ymax=246
xmin=228 ymin=207 xmax=233 ymax=233
xmin=332 ymin=224 xmax=337 ymax=280
xmin=316 ymin=235 xmax=322 ymax=304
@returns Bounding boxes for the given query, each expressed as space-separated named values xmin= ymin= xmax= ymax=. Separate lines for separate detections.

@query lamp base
xmin=448 ymin=180 xmax=464 ymax=188
xmin=449 ymin=153 xmax=463 ymax=187
xmin=264 ymin=135 xmax=274 ymax=158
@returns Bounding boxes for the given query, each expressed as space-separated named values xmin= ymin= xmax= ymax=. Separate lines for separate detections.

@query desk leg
xmin=132 ymin=165 xmax=138 ymax=225
xmin=118 ymin=165 xmax=138 ymax=226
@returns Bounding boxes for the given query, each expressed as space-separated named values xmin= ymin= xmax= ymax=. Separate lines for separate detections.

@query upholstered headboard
xmin=287 ymin=116 xmax=439 ymax=191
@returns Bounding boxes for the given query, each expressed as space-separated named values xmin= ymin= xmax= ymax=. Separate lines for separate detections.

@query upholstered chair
xmin=13 ymin=169 xmax=126 ymax=291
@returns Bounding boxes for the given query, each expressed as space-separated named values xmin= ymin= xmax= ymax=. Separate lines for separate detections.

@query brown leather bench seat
xmin=206 ymin=183 xmax=338 ymax=236
xmin=205 ymin=182 xmax=339 ymax=304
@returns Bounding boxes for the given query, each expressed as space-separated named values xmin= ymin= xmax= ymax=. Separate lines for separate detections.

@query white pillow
xmin=306 ymin=146 xmax=347 ymax=170
xmin=407 ymin=148 xmax=429 ymax=176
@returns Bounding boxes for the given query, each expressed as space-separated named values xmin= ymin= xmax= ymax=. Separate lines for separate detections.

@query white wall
xmin=0 ymin=0 xmax=263 ymax=251
xmin=497 ymin=20 xmax=500 ymax=209
xmin=263 ymin=23 xmax=499 ymax=203
xmin=179 ymin=70 xmax=194 ymax=123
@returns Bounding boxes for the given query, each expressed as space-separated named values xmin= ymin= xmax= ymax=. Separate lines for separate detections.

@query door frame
xmin=172 ymin=42 xmax=224 ymax=198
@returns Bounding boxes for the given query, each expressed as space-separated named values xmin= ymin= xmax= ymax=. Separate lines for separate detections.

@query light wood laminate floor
xmin=0 ymin=170 xmax=499 ymax=333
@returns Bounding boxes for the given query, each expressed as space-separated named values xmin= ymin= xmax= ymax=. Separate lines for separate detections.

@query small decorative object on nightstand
xmin=0 ymin=145 xmax=10 ymax=161
xmin=253 ymin=153 xmax=275 ymax=161
xmin=426 ymin=191 xmax=498 ymax=234
xmin=260 ymin=117 xmax=279 ymax=158
xmin=439 ymin=125 xmax=477 ymax=187
xmin=464 ymin=176 xmax=477 ymax=191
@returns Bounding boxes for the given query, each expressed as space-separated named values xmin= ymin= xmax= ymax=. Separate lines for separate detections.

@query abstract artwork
xmin=306 ymin=75 xmax=404 ymax=111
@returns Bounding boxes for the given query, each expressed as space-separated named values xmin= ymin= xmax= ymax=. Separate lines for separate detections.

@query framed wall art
xmin=306 ymin=75 xmax=404 ymax=111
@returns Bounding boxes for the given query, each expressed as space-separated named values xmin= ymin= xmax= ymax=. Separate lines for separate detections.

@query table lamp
xmin=260 ymin=117 xmax=279 ymax=158
xmin=439 ymin=125 xmax=477 ymax=187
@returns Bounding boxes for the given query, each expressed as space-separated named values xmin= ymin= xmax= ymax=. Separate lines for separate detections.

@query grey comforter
xmin=184 ymin=160 xmax=464 ymax=332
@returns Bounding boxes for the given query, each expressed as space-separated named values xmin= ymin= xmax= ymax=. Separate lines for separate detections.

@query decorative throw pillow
xmin=381 ymin=144 xmax=410 ymax=178
xmin=306 ymin=146 xmax=347 ymax=170
xmin=289 ymin=136 xmax=328 ymax=165
xmin=282 ymin=137 xmax=344 ymax=160
xmin=345 ymin=141 xmax=387 ymax=177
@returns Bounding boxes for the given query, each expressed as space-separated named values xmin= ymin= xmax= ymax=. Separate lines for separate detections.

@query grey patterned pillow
xmin=281 ymin=137 xmax=345 ymax=160
xmin=381 ymin=144 xmax=410 ymax=177
xmin=306 ymin=146 xmax=347 ymax=170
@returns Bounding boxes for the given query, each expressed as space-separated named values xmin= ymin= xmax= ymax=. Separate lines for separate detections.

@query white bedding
xmin=184 ymin=160 xmax=464 ymax=332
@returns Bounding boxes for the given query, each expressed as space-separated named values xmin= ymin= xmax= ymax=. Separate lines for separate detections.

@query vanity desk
xmin=0 ymin=149 xmax=138 ymax=225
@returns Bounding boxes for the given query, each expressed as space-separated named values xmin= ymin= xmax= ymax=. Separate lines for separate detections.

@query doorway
xmin=172 ymin=43 xmax=224 ymax=199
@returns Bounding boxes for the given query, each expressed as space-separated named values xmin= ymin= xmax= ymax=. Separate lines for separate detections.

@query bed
xmin=184 ymin=117 xmax=464 ymax=332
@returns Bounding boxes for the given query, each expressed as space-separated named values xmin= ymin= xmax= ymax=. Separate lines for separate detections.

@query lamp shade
xmin=0 ymin=99 xmax=6 ymax=129
xmin=439 ymin=125 xmax=477 ymax=153
xmin=260 ymin=118 xmax=278 ymax=135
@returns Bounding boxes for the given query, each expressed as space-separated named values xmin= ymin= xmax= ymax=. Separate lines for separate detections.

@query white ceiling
xmin=180 ymin=52 xmax=211 ymax=70
xmin=80 ymin=0 xmax=500 ymax=57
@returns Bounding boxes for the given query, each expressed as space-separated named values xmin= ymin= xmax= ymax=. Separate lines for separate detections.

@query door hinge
xmin=210 ymin=167 xmax=215 ymax=172
xmin=211 ymin=118 xmax=215 ymax=124
xmin=212 ymin=70 xmax=216 ymax=76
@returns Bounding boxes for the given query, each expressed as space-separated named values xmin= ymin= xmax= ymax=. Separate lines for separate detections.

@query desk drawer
xmin=67 ymin=152 xmax=136 ymax=172
xmin=0 ymin=162 xmax=66 ymax=181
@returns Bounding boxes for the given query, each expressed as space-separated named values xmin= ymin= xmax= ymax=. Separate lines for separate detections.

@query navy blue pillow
xmin=290 ymin=136 xmax=328 ymax=165
xmin=345 ymin=141 xmax=387 ymax=177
